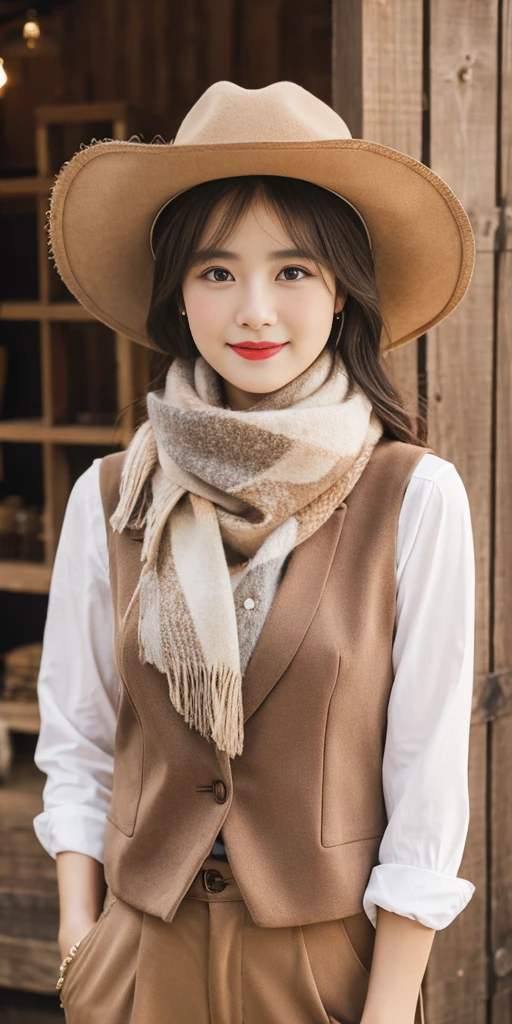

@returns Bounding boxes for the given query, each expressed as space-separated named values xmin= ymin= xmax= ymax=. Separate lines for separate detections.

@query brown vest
xmin=99 ymin=437 xmax=433 ymax=928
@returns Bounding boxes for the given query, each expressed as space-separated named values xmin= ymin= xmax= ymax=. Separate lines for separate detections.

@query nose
xmin=234 ymin=288 xmax=278 ymax=331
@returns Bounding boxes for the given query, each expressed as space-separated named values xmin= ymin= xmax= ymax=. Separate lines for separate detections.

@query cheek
xmin=280 ymin=287 xmax=334 ymax=335
xmin=184 ymin=285 xmax=229 ymax=335
xmin=185 ymin=292 xmax=223 ymax=331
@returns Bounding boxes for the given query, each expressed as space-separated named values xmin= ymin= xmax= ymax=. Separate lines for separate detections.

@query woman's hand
xmin=58 ymin=913 xmax=97 ymax=962
xmin=360 ymin=907 xmax=434 ymax=1024
xmin=56 ymin=851 xmax=106 ymax=961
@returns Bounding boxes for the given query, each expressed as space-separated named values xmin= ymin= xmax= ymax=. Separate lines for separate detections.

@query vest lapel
xmin=241 ymin=504 xmax=347 ymax=723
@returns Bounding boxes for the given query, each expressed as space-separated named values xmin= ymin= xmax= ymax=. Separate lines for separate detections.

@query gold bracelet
xmin=56 ymin=938 xmax=82 ymax=1005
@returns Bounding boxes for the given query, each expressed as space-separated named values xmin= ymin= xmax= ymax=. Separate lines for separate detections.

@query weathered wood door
xmin=332 ymin=1 xmax=511 ymax=1021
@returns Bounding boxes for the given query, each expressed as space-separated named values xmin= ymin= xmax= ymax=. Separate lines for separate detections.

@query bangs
xmin=186 ymin=176 xmax=339 ymax=273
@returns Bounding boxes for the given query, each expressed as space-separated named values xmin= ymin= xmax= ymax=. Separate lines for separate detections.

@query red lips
xmin=228 ymin=341 xmax=288 ymax=360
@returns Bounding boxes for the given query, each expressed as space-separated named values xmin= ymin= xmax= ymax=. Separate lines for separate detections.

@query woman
xmin=34 ymin=81 xmax=476 ymax=1024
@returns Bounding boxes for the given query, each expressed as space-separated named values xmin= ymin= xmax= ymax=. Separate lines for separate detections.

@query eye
xmin=277 ymin=266 xmax=311 ymax=281
xmin=202 ymin=267 xmax=234 ymax=282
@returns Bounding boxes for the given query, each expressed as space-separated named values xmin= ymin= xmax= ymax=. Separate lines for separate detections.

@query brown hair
xmin=144 ymin=175 xmax=428 ymax=446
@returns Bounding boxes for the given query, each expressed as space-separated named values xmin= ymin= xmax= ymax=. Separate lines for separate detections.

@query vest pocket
xmin=107 ymin=681 xmax=144 ymax=837
xmin=321 ymin=656 xmax=387 ymax=847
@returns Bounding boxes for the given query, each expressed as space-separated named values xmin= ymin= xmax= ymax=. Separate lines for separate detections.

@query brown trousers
xmin=58 ymin=854 xmax=425 ymax=1024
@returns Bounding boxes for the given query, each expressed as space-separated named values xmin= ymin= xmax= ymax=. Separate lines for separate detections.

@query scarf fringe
xmin=172 ymin=661 xmax=244 ymax=758
xmin=137 ymin=565 xmax=244 ymax=758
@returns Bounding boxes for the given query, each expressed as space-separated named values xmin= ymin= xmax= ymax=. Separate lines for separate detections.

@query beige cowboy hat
xmin=47 ymin=80 xmax=475 ymax=352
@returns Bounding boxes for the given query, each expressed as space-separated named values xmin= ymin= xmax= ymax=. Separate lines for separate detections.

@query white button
xmin=243 ymin=597 xmax=255 ymax=610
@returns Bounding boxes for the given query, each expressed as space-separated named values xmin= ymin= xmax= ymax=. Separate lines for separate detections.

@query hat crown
xmin=173 ymin=80 xmax=354 ymax=147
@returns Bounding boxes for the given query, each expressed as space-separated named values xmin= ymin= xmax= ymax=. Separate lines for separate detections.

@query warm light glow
xmin=23 ymin=9 xmax=41 ymax=51
xmin=0 ymin=58 xmax=7 ymax=89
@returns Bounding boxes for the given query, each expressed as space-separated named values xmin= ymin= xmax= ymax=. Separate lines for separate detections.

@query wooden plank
xmin=491 ymin=0 xmax=512 ymax=1018
xmin=42 ymin=323 xmax=70 ymax=426
xmin=0 ymin=890 xmax=58 ymax=943
xmin=0 ymin=179 xmax=54 ymax=196
xmin=332 ymin=0 xmax=363 ymax=138
xmin=201 ymin=0 xmax=235 ymax=83
xmin=0 ymin=765 xmax=61 ymax=996
xmin=34 ymin=101 xmax=130 ymax=124
xmin=0 ymin=563 xmax=51 ymax=595
xmin=115 ymin=334 xmax=137 ymax=437
xmin=0 ymin=304 xmax=95 ymax=322
xmin=332 ymin=0 xmax=421 ymax=428
xmin=0 ymin=768 xmax=59 ymax=894
xmin=364 ymin=0 xmax=423 ymax=428
xmin=42 ymin=444 xmax=69 ymax=565
xmin=426 ymin=1 xmax=499 ymax=1021
xmin=0 ymin=420 xmax=123 ymax=446
xmin=0 ymin=702 xmax=40 ymax=733
xmin=0 ymin=935 xmax=60 ymax=994
xmin=234 ymin=0 xmax=280 ymax=88
xmin=40 ymin=322 xmax=55 ymax=427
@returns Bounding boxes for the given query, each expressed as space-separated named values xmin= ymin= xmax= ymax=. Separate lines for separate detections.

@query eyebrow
xmin=190 ymin=247 xmax=315 ymax=266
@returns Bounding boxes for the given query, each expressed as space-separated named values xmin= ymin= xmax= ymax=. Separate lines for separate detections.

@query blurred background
xmin=0 ymin=1 xmax=510 ymax=1021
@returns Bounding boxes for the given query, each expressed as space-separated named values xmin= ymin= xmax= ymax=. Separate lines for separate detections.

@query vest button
xmin=212 ymin=779 xmax=228 ymax=803
xmin=202 ymin=869 xmax=227 ymax=893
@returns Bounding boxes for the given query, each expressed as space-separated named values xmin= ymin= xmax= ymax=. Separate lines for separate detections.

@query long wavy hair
xmin=138 ymin=175 xmax=427 ymax=446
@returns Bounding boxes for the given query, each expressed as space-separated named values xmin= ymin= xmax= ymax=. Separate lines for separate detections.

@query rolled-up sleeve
xmin=362 ymin=454 xmax=476 ymax=931
xmin=33 ymin=458 xmax=118 ymax=864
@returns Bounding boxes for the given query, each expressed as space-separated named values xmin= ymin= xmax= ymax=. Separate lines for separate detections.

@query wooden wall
xmin=0 ymin=0 xmax=331 ymax=171
xmin=333 ymin=2 xmax=511 ymax=1023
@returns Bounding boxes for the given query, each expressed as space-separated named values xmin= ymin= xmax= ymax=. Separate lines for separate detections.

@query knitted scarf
xmin=110 ymin=346 xmax=384 ymax=758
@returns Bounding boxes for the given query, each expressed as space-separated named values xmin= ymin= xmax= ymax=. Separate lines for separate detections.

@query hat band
xmin=149 ymin=183 xmax=373 ymax=259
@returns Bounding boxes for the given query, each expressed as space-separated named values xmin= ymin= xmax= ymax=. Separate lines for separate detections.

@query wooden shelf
xmin=0 ymin=177 xmax=54 ymax=196
xmin=0 ymin=561 xmax=51 ymax=593
xmin=0 ymin=96 xmax=158 ymax=1005
xmin=0 ymin=701 xmax=40 ymax=734
xmin=0 ymin=301 xmax=95 ymax=321
xmin=0 ymin=418 xmax=123 ymax=445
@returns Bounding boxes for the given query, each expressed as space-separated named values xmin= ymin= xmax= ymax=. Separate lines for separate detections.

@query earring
xmin=181 ymin=309 xmax=187 ymax=317
xmin=333 ymin=308 xmax=345 ymax=347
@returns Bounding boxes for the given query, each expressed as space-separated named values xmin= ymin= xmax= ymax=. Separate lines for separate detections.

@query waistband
xmin=184 ymin=855 xmax=243 ymax=902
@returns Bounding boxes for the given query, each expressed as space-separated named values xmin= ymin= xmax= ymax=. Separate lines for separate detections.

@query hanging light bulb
xmin=0 ymin=6 xmax=61 ymax=62
xmin=22 ymin=9 xmax=41 ymax=51
xmin=0 ymin=58 xmax=7 ymax=90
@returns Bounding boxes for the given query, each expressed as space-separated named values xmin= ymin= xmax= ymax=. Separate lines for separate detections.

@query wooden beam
xmin=0 ymin=563 xmax=51 ymax=594
xmin=491 ymin=0 xmax=512 ymax=1017
xmin=332 ymin=0 xmax=422 ymax=431
xmin=0 ymin=304 xmax=95 ymax=322
xmin=426 ymin=1 xmax=499 ymax=1020
xmin=0 ymin=420 xmax=123 ymax=446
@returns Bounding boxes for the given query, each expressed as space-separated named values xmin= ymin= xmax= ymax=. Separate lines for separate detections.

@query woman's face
xmin=181 ymin=198 xmax=345 ymax=411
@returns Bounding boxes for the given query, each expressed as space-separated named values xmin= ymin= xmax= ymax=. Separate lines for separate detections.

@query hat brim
xmin=48 ymin=138 xmax=475 ymax=352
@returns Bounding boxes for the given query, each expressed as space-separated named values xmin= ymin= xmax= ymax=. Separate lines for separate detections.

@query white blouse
xmin=33 ymin=451 xmax=476 ymax=931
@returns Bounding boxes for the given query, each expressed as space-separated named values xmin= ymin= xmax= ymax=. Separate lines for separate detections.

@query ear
xmin=334 ymin=294 xmax=346 ymax=315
